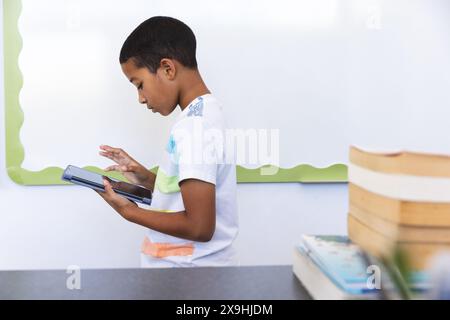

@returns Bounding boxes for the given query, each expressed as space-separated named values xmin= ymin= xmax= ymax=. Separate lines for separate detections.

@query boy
xmin=96 ymin=16 xmax=239 ymax=268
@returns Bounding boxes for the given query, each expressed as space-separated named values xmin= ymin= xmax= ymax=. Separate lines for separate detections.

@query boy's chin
xmin=148 ymin=107 xmax=163 ymax=115
xmin=158 ymin=107 xmax=176 ymax=116
xmin=155 ymin=109 xmax=169 ymax=116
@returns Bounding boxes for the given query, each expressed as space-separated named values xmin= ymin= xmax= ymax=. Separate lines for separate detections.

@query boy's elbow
xmin=194 ymin=227 xmax=215 ymax=242
xmin=188 ymin=208 xmax=215 ymax=242
xmin=196 ymin=231 xmax=214 ymax=242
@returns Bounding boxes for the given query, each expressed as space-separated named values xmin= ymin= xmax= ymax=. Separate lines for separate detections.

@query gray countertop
xmin=0 ymin=265 xmax=311 ymax=300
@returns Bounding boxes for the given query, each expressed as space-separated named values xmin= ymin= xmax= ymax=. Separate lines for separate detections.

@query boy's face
xmin=121 ymin=58 xmax=179 ymax=116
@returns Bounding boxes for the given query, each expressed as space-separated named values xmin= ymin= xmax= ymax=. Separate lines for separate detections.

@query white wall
xmin=2 ymin=0 xmax=450 ymax=270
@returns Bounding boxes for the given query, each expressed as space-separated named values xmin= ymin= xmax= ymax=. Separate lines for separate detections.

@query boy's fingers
xmin=99 ymin=151 xmax=115 ymax=161
xmin=100 ymin=145 xmax=123 ymax=156
xmin=99 ymin=152 xmax=124 ymax=166
xmin=103 ymin=165 xmax=129 ymax=172
xmin=103 ymin=179 xmax=114 ymax=194
xmin=99 ymin=151 xmax=119 ymax=159
xmin=100 ymin=145 xmax=113 ymax=151
xmin=99 ymin=146 xmax=120 ymax=158
xmin=104 ymin=165 xmax=118 ymax=172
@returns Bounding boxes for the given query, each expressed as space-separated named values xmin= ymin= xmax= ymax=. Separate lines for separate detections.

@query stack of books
xmin=348 ymin=146 xmax=450 ymax=271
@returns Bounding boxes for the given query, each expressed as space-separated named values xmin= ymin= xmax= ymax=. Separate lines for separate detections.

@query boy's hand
xmin=95 ymin=178 xmax=137 ymax=219
xmin=99 ymin=145 xmax=154 ymax=189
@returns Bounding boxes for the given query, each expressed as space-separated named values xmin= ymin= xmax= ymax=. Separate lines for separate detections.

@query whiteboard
xmin=12 ymin=0 xmax=450 ymax=178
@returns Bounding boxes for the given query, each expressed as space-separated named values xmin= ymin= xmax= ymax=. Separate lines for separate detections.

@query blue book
xmin=294 ymin=235 xmax=429 ymax=299
xmin=299 ymin=235 xmax=375 ymax=295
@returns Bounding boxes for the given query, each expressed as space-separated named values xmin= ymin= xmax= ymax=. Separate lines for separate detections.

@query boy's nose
xmin=138 ymin=92 xmax=147 ymax=104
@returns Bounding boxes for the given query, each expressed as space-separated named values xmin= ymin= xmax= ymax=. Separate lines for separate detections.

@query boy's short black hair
xmin=119 ymin=16 xmax=198 ymax=73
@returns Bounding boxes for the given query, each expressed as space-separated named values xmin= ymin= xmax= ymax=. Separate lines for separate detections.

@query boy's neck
xmin=178 ymin=69 xmax=210 ymax=111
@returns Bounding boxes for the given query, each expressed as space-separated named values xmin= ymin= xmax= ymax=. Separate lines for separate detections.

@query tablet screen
xmin=104 ymin=176 xmax=152 ymax=199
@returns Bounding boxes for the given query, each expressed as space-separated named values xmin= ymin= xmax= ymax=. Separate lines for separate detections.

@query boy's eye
xmin=138 ymin=83 xmax=143 ymax=90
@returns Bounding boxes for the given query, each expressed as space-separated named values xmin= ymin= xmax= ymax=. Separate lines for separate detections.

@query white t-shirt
xmin=140 ymin=94 xmax=239 ymax=268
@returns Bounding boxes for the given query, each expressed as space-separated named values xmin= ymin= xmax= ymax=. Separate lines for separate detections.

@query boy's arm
xmin=123 ymin=178 xmax=216 ymax=242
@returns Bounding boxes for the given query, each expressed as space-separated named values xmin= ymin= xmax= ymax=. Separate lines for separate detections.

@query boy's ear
xmin=159 ymin=58 xmax=176 ymax=80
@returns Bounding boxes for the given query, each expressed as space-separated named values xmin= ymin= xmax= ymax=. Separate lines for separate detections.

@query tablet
xmin=61 ymin=165 xmax=152 ymax=205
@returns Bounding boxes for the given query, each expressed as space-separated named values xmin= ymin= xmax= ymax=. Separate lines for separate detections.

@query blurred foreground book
xmin=348 ymin=146 xmax=450 ymax=271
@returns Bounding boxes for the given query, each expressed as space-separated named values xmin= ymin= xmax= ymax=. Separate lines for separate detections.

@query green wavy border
xmin=236 ymin=164 xmax=347 ymax=183
xmin=3 ymin=0 xmax=348 ymax=185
